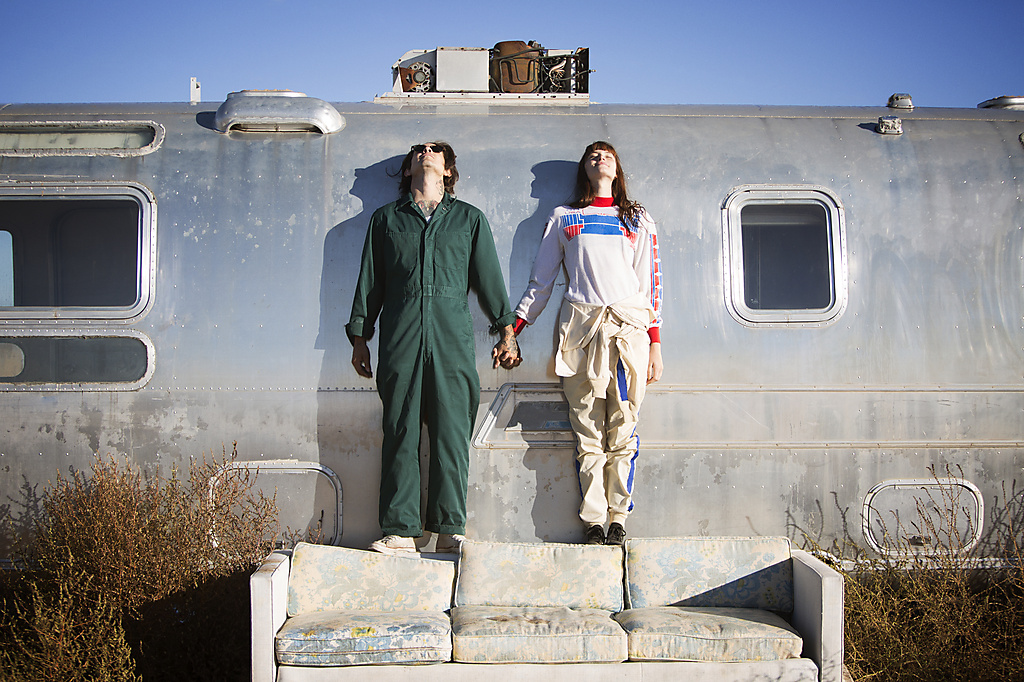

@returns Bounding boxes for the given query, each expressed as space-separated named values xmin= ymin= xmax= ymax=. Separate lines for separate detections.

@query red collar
xmin=591 ymin=196 xmax=615 ymax=207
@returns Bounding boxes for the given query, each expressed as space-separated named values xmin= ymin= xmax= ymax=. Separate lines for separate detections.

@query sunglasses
xmin=411 ymin=144 xmax=445 ymax=154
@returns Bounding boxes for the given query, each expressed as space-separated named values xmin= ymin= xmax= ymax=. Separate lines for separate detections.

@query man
xmin=347 ymin=141 xmax=519 ymax=555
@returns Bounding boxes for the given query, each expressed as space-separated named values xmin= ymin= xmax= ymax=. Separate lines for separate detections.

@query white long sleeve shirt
xmin=514 ymin=202 xmax=663 ymax=336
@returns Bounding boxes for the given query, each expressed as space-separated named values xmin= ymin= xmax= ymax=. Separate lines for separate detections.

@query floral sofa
xmin=251 ymin=537 xmax=843 ymax=682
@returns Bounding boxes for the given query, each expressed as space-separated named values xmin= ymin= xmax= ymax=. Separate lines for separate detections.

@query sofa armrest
xmin=251 ymin=550 xmax=291 ymax=682
xmin=791 ymin=550 xmax=844 ymax=682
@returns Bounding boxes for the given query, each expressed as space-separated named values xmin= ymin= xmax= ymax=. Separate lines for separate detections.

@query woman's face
xmin=584 ymin=147 xmax=617 ymax=187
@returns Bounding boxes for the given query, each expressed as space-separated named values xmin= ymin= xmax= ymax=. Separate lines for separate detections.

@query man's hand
xmin=492 ymin=324 xmax=522 ymax=369
xmin=647 ymin=342 xmax=663 ymax=384
xmin=351 ymin=337 xmax=373 ymax=378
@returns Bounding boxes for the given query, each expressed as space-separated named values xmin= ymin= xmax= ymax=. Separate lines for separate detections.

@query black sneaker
xmin=585 ymin=524 xmax=605 ymax=544
xmin=605 ymin=523 xmax=626 ymax=546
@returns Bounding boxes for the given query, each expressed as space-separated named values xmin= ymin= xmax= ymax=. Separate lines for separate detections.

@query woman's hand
xmin=647 ymin=342 xmax=663 ymax=384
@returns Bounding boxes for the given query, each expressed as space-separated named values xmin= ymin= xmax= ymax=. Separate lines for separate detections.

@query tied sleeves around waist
xmin=555 ymin=293 xmax=656 ymax=417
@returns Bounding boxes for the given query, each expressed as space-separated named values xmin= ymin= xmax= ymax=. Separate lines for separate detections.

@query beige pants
xmin=555 ymin=297 xmax=654 ymax=528
xmin=563 ymin=353 xmax=646 ymax=527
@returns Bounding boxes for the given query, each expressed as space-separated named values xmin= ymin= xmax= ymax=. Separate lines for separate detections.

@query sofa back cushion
xmin=286 ymin=542 xmax=455 ymax=617
xmin=455 ymin=540 xmax=624 ymax=611
xmin=624 ymin=537 xmax=793 ymax=612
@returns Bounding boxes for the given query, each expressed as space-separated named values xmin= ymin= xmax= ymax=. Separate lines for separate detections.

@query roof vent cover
xmin=978 ymin=95 xmax=1024 ymax=110
xmin=214 ymin=91 xmax=345 ymax=134
xmin=887 ymin=93 xmax=914 ymax=109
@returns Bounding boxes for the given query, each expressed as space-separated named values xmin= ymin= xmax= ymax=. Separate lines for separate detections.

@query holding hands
xmin=492 ymin=324 xmax=522 ymax=370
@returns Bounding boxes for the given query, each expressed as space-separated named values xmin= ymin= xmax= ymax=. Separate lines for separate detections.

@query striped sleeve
xmin=636 ymin=210 xmax=663 ymax=332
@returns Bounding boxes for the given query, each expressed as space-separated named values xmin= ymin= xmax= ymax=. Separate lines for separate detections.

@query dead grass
xmin=812 ymin=468 xmax=1024 ymax=682
xmin=0 ymin=444 xmax=278 ymax=682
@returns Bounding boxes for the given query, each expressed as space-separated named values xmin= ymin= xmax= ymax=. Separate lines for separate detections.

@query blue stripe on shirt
xmin=567 ymin=213 xmax=627 ymax=236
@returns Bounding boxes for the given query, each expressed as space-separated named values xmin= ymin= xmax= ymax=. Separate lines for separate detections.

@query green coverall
xmin=346 ymin=193 xmax=515 ymax=537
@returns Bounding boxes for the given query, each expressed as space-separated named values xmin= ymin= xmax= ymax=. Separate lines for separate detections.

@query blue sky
xmin=2 ymin=0 xmax=1020 ymax=108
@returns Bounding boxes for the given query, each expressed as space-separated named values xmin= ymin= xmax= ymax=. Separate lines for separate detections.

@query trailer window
xmin=0 ymin=121 xmax=163 ymax=156
xmin=0 ymin=335 xmax=149 ymax=385
xmin=722 ymin=186 xmax=847 ymax=326
xmin=0 ymin=185 xmax=155 ymax=321
xmin=741 ymin=203 xmax=832 ymax=310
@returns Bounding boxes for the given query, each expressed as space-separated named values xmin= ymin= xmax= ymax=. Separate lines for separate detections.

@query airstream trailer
xmin=1 ymin=45 xmax=1022 ymax=562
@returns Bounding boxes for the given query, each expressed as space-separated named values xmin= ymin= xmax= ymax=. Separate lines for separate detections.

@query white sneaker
xmin=434 ymin=533 xmax=465 ymax=554
xmin=368 ymin=535 xmax=417 ymax=555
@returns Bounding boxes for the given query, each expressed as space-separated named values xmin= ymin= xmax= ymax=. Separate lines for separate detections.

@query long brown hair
xmin=569 ymin=141 xmax=644 ymax=228
xmin=397 ymin=141 xmax=459 ymax=196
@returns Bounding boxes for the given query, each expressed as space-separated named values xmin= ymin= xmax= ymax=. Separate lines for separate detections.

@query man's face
xmin=408 ymin=143 xmax=451 ymax=178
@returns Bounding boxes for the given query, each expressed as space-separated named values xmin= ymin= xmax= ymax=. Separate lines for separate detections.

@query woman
xmin=511 ymin=141 xmax=663 ymax=546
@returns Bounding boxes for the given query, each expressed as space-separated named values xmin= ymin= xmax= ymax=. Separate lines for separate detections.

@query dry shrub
xmin=842 ymin=554 xmax=1003 ymax=681
xmin=1 ymin=556 xmax=138 ymax=682
xmin=814 ymin=467 xmax=1024 ymax=682
xmin=1 ymin=444 xmax=278 ymax=682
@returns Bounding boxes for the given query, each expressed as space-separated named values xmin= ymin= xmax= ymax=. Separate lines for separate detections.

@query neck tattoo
xmin=417 ymin=199 xmax=439 ymax=217
xmin=417 ymin=181 xmax=445 ymax=217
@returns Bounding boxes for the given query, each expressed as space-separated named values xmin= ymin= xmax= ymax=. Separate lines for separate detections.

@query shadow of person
xmin=315 ymin=155 xmax=404 ymax=549
xmin=505 ymin=159 xmax=583 ymax=542
xmin=315 ymin=156 xmax=404 ymax=388
xmin=522 ymin=444 xmax=589 ymax=543
xmin=508 ymin=160 xmax=577 ymax=299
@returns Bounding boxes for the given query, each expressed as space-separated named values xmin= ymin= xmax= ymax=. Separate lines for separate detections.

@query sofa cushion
xmin=614 ymin=606 xmax=803 ymax=662
xmin=276 ymin=609 xmax=452 ymax=666
xmin=455 ymin=540 xmax=624 ymax=611
xmin=624 ymin=537 xmax=793 ymax=612
xmin=451 ymin=605 xmax=627 ymax=663
xmin=287 ymin=542 xmax=455 ymax=616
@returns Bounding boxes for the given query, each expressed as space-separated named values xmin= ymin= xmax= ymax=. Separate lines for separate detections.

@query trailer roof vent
xmin=214 ymin=91 xmax=346 ymax=134
xmin=887 ymin=93 xmax=913 ymax=110
xmin=876 ymin=116 xmax=903 ymax=135
xmin=978 ymin=95 xmax=1024 ymax=110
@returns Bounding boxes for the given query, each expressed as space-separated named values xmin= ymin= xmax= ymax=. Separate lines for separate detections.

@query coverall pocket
xmin=433 ymin=229 xmax=472 ymax=283
xmin=383 ymin=230 xmax=421 ymax=278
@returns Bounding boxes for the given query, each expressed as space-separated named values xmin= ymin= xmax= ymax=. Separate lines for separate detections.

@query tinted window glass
xmin=0 ymin=199 xmax=140 ymax=309
xmin=0 ymin=122 xmax=160 ymax=155
xmin=0 ymin=336 xmax=148 ymax=384
xmin=740 ymin=203 xmax=833 ymax=310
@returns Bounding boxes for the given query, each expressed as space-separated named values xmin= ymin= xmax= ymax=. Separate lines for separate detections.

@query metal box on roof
xmin=435 ymin=47 xmax=489 ymax=93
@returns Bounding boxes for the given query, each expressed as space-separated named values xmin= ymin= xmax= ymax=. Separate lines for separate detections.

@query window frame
xmin=0 ymin=182 xmax=157 ymax=324
xmin=722 ymin=184 xmax=848 ymax=327
xmin=0 ymin=121 xmax=164 ymax=157
xmin=0 ymin=329 xmax=155 ymax=392
xmin=862 ymin=478 xmax=984 ymax=557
